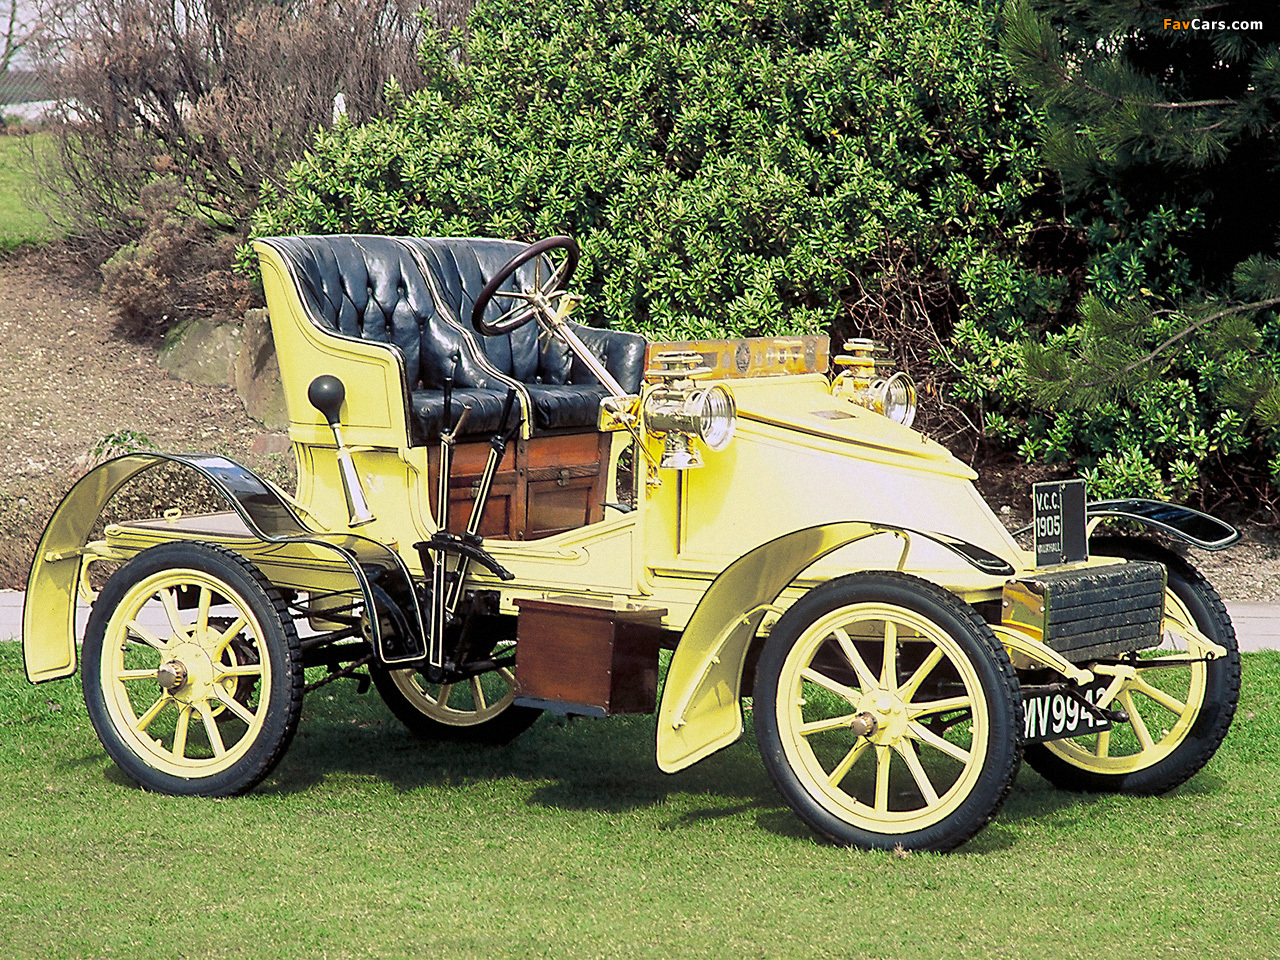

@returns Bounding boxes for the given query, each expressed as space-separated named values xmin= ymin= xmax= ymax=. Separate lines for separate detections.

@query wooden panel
xmin=427 ymin=431 xmax=610 ymax=540
xmin=514 ymin=597 xmax=666 ymax=715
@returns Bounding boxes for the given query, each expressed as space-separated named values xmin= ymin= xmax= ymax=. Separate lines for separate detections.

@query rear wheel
xmin=365 ymin=590 xmax=540 ymax=744
xmin=81 ymin=542 xmax=303 ymax=796
xmin=370 ymin=662 xmax=541 ymax=744
xmin=1024 ymin=538 xmax=1240 ymax=794
xmin=754 ymin=572 xmax=1022 ymax=852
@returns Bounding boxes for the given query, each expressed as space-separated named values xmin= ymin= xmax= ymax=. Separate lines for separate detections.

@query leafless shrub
xmin=29 ymin=0 xmax=436 ymax=332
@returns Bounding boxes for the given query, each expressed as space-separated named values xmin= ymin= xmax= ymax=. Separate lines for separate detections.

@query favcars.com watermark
xmin=1163 ymin=17 xmax=1263 ymax=30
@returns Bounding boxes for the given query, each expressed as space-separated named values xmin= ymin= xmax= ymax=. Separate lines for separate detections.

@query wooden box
xmin=513 ymin=596 xmax=667 ymax=717
xmin=428 ymin=432 xmax=610 ymax=541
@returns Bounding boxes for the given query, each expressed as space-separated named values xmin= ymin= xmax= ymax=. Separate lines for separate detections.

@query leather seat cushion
xmin=409 ymin=387 xmax=513 ymax=443
xmin=525 ymin=383 xmax=611 ymax=432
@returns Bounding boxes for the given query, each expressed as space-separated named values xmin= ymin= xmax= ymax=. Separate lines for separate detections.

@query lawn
xmin=0 ymin=133 xmax=57 ymax=251
xmin=1 ymin=643 xmax=1277 ymax=960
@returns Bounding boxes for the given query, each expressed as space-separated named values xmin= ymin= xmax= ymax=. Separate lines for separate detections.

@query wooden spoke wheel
xmin=1024 ymin=538 xmax=1241 ymax=794
xmin=81 ymin=542 xmax=303 ymax=796
xmin=754 ymin=572 xmax=1023 ymax=852
xmin=370 ymin=656 xmax=541 ymax=745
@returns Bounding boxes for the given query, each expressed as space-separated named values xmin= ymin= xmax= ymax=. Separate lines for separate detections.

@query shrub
xmin=32 ymin=0 xmax=431 ymax=333
xmin=255 ymin=0 xmax=1063 ymax=442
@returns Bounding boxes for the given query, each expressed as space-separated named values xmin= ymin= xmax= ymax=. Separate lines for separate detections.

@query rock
xmin=158 ymin=315 xmax=241 ymax=386
xmin=233 ymin=308 xmax=288 ymax=430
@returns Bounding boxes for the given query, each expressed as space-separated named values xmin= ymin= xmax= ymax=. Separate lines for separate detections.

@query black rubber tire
xmin=753 ymin=571 xmax=1023 ymax=852
xmin=369 ymin=663 xmax=541 ymax=744
xmin=1024 ymin=537 xmax=1241 ymax=795
xmin=81 ymin=542 xmax=303 ymax=796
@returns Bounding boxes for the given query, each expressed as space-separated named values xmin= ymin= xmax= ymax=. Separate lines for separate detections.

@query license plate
xmin=1023 ymin=681 xmax=1113 ymax=744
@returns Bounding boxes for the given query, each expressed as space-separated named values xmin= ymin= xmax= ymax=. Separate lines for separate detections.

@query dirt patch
xmin=2 ymin=249 xmax=1274 ymax=600
xmin=0 ymin=249 xmax=292 ymax=588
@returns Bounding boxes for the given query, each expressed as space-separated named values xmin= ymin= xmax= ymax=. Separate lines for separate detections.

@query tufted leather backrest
xmin=268 ymin=234 xmax=645 ymax=396
xmin=404 ymin=237 xmax=576 ymax=386
xmin=269 ymin=235 xmax=444 ymax=386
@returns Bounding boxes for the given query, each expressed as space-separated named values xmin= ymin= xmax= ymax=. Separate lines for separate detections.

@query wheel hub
xmin=858 ymin=690 xmax=910 ymax=744
xmin=161 ymin=642 xmax=216 ymax=704
xmin=157 ymin=660 xmax=188 ymax=694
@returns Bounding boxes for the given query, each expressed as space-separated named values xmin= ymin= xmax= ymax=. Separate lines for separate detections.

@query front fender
xmin=655 ymin=521 xmax=1014 ymax=773
xmin=23 ymin=453 xmax=421 ymax=683
xmin=1087 ymin=499 xmax=1239 ymax=550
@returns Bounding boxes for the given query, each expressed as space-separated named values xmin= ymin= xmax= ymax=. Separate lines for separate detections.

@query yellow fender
xmin=23 ymin=453 xmax=420 ymax=683
xmin=655 ymin=521 xmax=1015 ymax=772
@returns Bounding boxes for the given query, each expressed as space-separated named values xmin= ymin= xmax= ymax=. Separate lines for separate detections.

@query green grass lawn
xmin=0 ymin=133 xmax=57 ymax=251
xmin=1 ymin=643 xmax=1277 ymax=960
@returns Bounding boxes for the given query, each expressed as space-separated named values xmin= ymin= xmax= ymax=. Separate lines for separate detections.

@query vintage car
xmin=22 ymin=235 xmax=1242 ymax=852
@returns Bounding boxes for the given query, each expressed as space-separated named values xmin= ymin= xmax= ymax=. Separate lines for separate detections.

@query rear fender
xmin=655 ymin=521 xmax=1014 ymax=773
xmin=23 ymin=453 xmax=421 ymax=683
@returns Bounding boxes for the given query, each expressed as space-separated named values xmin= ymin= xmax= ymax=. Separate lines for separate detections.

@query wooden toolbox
xmin=512 ymin=596 xmax=667 ymax=717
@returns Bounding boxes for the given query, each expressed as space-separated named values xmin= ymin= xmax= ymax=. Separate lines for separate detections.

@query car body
xmin=22 ymin=235 xmax=1242 ymax=851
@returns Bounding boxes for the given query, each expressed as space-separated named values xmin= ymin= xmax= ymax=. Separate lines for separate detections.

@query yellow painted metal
xmin=92 ymin=566 xmax=275 ymax=776
xmin=23 ymin=454 xmax=173 ymax=682
xmin=657 ymin=522 xmax=900 ymax=773
xmin=773 ymin=601 xmax=993 ymax=834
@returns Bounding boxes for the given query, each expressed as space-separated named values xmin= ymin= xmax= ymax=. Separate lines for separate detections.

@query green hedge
xmin=254 ymin=0 xmax=1055 ymax=346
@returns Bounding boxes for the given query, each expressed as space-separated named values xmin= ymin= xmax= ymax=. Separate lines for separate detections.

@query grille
xmin=1002 ymin=561 xmax=1166 ymax=664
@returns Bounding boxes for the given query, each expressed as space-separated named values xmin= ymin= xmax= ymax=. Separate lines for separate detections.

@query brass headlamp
xmin=643 ymin=351 xmax=737 ymax=469
xmin=832 ymin=338 xmax=917 ymax=427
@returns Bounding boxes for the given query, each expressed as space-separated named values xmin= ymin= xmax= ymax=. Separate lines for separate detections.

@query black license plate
xmin=1023 ymin=681 xmax=1113 ymax=744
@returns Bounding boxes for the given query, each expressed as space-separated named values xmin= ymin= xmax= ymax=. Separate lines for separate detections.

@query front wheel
xmin=81 ymin=542 xmax=303 ymax=796
xmin=754 ymin=572 xmax=1023 ymax=852
xmin=1024 ymin=537 xmax=1241 ymax=794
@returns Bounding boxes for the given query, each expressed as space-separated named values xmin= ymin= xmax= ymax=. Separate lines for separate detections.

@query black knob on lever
xmin=306 ymin=374 xmax=375 ymax=527
xmin=308 ymin=374 xmax=346 ymax=426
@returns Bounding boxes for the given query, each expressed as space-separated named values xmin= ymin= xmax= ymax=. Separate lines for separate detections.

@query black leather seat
xmin=269 ymin=235 xmax=647 ymax=445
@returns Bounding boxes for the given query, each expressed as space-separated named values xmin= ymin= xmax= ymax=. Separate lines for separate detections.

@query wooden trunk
xmin=512 ymin=596 xmax=667 ymax=717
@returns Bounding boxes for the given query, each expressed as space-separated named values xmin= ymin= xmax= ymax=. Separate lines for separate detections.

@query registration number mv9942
xmin=1023 ymin=681 xmax=1113 ymax=744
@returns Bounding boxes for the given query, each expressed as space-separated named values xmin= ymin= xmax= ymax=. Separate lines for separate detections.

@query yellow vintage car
xmin=22 ymin=235 xmax=1242 ymax=851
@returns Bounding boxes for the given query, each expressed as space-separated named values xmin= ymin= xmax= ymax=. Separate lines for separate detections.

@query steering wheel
xmin=471 ymin=235 xmax=580 ymax=336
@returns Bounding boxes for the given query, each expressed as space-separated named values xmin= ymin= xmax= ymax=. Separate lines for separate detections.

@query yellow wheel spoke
xmin=907 ymin=720 xmax=972 ymax=765
xmin=880 ymin=619 xmax=898 ymax=687
xmin=874 ymin=745 xmax=892 ymax=813
xmin=215 ymin=665 xmax=262 ymax=683
xmin=832 ymin=627 xmax=878 ymax=690
xmin=1119 ymin=691 xmax=1156 ymax=750
xmin=171 ymin=705 xmax=191 ymax=759
xmin=799 ymin=713 xmax=861 ymax=737
xmin=498 ymin=667 xmax=516 ymax=685
xmin=470 ymin=677 xmax=488 ymax=711
xmin=134 ymin=694 xmax=169 ymax=732
xmin=1131 ymin=676 xmax=1188 ymax=717
xmin=436 ymin=683 xmax=454 ymax=709
xmin=897 ymin=647 xmax=944 ymax=701
xmin=894 ymin=740 xmax=940 ymax=806
xmin=126 ymin=621 xmax=168 ymax=652
xmin=826 ymin=739 xmax=871 ymax=788
xmin=211 ymin=616 xmax=249 ymax=658
xmin=196 ymin=587 xmax=212 ymax=636
xmin=116 ymin=668 xmax=160 ymax=682
xmin=906 ymin=695 xmax=971 ymax=719
xmin=196 ymin=701 xmax=227 ymax=756
xmin=1094 ymin=728 xmax=1112 ymax=757
xmin=800 ymin=667 xmax=861 ymax=703
xmin=213 ymin=690 xmax=256 ymax=726
xmin=160 ymin=588 xmax=187 ymax=636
